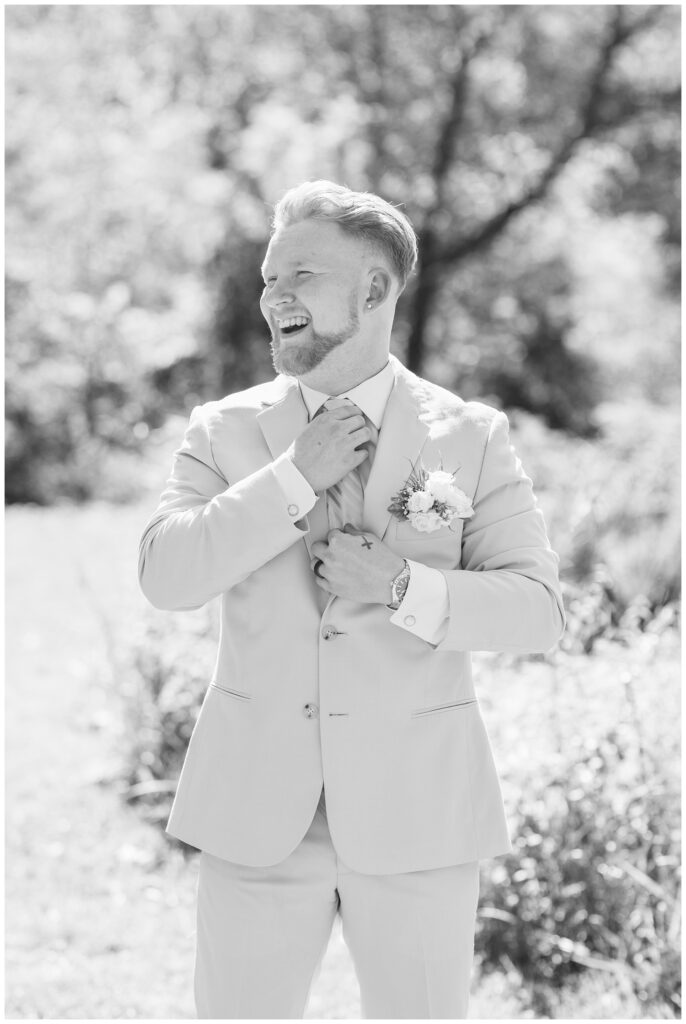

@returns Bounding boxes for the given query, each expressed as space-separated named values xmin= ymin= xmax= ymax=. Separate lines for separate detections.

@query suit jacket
xmin=138 ymin=355 xmax=565 ymax=874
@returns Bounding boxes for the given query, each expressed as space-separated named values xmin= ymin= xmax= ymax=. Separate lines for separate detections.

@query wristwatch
xmin=387 ymin=559 xmax=411 ymax=610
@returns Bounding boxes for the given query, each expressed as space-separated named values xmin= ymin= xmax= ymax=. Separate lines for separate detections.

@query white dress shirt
xmin=272 ymin=361 xmax=450 ymax=645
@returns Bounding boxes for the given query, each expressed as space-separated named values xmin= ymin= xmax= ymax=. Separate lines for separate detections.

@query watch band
xmin=387 ymin=559 xmax=411 ymax=610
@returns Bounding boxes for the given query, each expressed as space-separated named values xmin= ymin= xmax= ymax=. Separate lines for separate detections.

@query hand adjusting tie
xmin=313 ymin=559 xmax=325 ymax=579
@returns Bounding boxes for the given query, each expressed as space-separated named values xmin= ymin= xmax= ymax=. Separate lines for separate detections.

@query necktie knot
xmin=323 ymin=396 xmax=356 ymax=414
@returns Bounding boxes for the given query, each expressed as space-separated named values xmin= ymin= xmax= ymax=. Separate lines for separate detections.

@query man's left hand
xmin=311 ymin=526 xmax=405 ymax=605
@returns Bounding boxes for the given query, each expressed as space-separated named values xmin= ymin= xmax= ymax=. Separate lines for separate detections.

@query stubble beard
xmin=270 ymin=298 xmax=360 ymax=378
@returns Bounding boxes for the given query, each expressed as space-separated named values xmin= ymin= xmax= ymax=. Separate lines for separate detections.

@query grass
xmin=5 ymin=501 xmax=680 ymax=1018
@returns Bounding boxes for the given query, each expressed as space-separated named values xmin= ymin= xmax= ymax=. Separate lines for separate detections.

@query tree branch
xmin=430 ymin=27 xmax=493 ymax=210
xmin=415 ymin=25 xmax=493 ymax=269
xmin=432 ymin=39 xmax=485 ymax=198
xmin=427 ymin=5 xmax=656 ymax=267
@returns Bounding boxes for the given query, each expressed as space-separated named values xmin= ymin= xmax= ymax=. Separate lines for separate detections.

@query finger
xmin=348 ymin=423 xmax=371 ymax=439
xmin=311 ymin=541 xmax=328 ymax=558
xmin=339 ymin=524 xmax=365 ymax=540
xmin=314 ymin=574 xmax=332 ymax=591
xmin=343 ymin=415 xmax=366 ymax=432
xmin=342 ymin=524 xmax=366 ymax=536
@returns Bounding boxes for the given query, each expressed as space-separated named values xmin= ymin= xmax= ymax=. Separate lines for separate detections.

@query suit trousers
xmin=194 ymin=787 xmax=480 ymax=1019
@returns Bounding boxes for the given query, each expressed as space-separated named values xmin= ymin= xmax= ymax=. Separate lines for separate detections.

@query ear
xmin=365 ymin=268 xmax=394 ymax=310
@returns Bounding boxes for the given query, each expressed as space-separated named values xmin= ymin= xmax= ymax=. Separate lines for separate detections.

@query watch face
xmin=390 ymin=561 xmax=410 ymax=607
xmin=393 ymin=567 xmax=410 ymax=603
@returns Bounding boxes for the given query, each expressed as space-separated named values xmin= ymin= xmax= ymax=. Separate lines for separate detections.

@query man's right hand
xmin=288 ymin=405 xmax=372 ymax=493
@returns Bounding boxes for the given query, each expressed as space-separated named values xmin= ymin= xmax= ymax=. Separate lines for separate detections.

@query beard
xmin=269 ymin=297 xmax=360 ymax=377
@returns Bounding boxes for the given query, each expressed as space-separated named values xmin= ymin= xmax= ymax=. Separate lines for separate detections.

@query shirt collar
xmin=298 ymin=360 xmax=394 ymax=430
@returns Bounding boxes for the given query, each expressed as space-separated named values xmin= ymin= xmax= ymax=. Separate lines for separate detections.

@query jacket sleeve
xmin=435 ymin=410 xmax=565 ymax=653
xmin=138 ymin=404 xmax=310 ymax=611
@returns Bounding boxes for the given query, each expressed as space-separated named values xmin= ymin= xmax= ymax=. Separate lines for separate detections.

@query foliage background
xmin=5 ymin=4 xmax=680 ymax=1019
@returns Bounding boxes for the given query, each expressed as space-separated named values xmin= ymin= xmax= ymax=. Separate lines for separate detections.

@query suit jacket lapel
xmin=256 ymin=378 xmax=328 ymax=559
xmin=362 ymin=365 xmax=430 ymax=541
xmin=256 ymin=377 xmax=306 ymax=459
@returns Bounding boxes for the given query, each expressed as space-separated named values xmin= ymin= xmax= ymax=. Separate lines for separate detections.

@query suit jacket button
xmin=404 ymin=614 xmax=417 ymax=626
xmin=322 ymin=626 xmax=337 ymax=640
xmin=303 ymin=703 xmax=319 ymax=719
xmin=287 ymin=503 xmax=299 ymax=517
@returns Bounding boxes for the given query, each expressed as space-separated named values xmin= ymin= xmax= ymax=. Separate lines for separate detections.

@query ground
xmin=5 ymin=503 xmax=678 ymax=1018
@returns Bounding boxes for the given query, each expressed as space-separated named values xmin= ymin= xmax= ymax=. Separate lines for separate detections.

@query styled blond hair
xmin=272 ymin=180 xmax=418 ymax=291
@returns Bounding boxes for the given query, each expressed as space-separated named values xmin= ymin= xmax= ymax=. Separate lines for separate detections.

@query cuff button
xmin=404 ymin=614 xmax=416 ymax=626
xmin=287 ymin=504 xmax=300 ymax=517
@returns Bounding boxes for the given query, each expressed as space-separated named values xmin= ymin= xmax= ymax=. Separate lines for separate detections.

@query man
xmin=138 ymin=180 xmax=565 ymax=1019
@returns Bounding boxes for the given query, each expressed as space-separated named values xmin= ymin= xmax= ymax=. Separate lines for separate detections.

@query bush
xmin=476 ymin=727 xmax=681 ymax=1017
xmin=560 ymin=573 xmax=680 ymax=656
xmin=122 ymin=606 xmax=218 ymax=841
xmin=508 ymin=403 xmax=680 ymax=623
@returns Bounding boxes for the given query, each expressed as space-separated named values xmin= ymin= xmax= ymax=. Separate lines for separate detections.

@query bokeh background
xmin=5 ymin=4 xmax=680 ymax=1019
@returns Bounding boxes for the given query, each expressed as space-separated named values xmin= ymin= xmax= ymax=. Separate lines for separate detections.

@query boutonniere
xmin=387 ymin=461 xmax=474 ymax=534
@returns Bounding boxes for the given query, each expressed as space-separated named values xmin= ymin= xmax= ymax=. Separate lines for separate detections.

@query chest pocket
xmin=393 ymin=517 xmax=464 ymax=545
xmin=389 ymin=517 xmax=464 ymax=572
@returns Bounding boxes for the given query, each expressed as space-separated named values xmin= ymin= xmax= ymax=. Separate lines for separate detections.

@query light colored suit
xmin=139 ymin=354 xmax=565 ymax=877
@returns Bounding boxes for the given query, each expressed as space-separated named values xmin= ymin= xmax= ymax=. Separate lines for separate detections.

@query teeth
xmin=278 ymin=316 xmax=309 ymax=329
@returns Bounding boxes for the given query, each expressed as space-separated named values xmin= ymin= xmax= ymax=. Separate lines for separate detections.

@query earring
xmin=366 ymin=302 xmax=372 ymax=309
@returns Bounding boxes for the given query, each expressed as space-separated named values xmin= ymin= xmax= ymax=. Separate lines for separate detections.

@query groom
xmin=139 ymin=180 xmax=565 ymax=1019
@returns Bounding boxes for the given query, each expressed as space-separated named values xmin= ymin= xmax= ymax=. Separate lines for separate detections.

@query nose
xmin=264 ymin=280 xmax=295 ymax=309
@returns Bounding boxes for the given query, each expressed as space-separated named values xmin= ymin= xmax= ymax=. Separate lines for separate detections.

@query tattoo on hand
xmin=360 ymin=536 xmax=373 ymax=550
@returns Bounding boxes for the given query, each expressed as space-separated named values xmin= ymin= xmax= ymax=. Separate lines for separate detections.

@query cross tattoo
xmin=360 ymin=535 xmax=373 ymax=550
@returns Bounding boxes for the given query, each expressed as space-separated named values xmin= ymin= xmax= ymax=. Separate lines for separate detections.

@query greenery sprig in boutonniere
xmin=388 ymin=461 xmax=474 ymax=533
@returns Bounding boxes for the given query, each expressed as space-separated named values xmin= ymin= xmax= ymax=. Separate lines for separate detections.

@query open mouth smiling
xmin=277 ymin=315 xmax=310 ymax=337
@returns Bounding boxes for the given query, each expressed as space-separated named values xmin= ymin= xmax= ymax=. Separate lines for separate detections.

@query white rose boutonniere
xmin=388 ymin=460 xmax=474 ymax=534
xmin=406 ymin=489 xmax=434 ymax=513
xmin=408 ymin=509 xmax=445 ymax=532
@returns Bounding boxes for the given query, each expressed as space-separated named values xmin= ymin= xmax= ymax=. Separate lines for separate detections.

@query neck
xmin=297 ymin=350 xmax=389 ymax=396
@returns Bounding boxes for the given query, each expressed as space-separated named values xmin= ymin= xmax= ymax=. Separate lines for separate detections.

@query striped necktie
xmin=322 ymin=397 xmax=378 ymax=530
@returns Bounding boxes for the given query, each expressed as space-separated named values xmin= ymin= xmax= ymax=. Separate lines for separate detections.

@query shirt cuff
xmin=272 ymin=453 xmax=318 ymax=524
xmin=389 ymin=559 xmax=450 ymax=645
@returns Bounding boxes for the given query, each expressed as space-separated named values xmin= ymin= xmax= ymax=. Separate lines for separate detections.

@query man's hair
xmin=272 ymin=180 xmax=418 ymax=291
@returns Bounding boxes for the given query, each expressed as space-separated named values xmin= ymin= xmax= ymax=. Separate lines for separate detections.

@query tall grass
xmin=476 ymin=725 xmax=680 ymax=1016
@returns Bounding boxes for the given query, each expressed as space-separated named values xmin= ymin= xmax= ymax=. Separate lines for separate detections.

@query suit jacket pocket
xmin=394 ymin=518 xmax=464 ymax=543
xmin=411 ymin=697 xmax=477 ymax=718
xmin=209 ymin=682 xmax=254 ymax=701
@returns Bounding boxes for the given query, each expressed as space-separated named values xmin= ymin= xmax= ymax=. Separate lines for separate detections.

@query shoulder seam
xmin=192 ymin=403 xmax=226 ymax=480
xmin=473 ymin=410 xmax=507 ymax=498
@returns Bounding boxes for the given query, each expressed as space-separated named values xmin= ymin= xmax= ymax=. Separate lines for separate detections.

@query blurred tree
xmin=5 ymin=4 xmax=680 ymax=502
xmin=199 ymin=4 xmax=679 ymax=432
xmin=318 ymin=5 xmax=679 ymax=430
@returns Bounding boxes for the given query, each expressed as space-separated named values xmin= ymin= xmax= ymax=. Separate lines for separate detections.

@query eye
xmin=296 ymin=270 xmax=312 ymax=277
